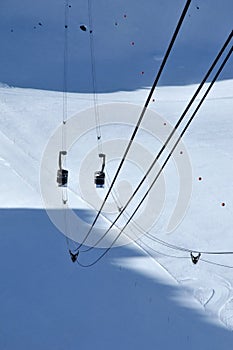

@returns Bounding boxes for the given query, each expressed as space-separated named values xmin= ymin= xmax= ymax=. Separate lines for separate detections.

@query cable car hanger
xmin=69 ymin=249 xmax=79 ymax=262
xmin=190 ymin=252 xmax=201 ymax=264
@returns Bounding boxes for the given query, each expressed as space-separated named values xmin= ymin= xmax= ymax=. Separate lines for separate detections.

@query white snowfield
xmin=1 ymin=79 xmax=233 ymax=349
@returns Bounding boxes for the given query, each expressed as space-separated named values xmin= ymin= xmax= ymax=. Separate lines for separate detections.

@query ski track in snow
xmin=179 ymin=273 xmax=233 ymax=329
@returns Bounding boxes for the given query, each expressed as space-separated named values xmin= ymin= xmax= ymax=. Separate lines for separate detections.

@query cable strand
xmin=74 ymin=0 xmax=192 ymax=251
xmin=81 ymin=32 xmax=233 ymax=253
xmin=77 ymin=43 xmax=232 ymax=267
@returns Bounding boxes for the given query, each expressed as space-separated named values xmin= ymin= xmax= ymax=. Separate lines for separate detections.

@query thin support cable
xmin=81 ymin=32 xmax=233 ymax=252
xmin=62 ymin=0 xmax=70 ymax=245
xmin=88 ymin=0 xmax=102 ymax=153
xmin=76 ymin=44 xmax=232 ymax=267
xmin=74 ymin=0 xmax=192 ymax=251
xmin=115 ymin=45 xmax=233 ymax=249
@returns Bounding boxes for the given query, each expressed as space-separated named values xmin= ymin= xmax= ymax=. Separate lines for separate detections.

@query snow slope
xmin=2 ymin=211 xmax=233 ymax=350
xmin=1 ymin=79 xmax=233 ymax=349
xmin=0 ymin=0 xmax=232 ymax=91
xmin=1 ymin=0 xmax=233 ymax=348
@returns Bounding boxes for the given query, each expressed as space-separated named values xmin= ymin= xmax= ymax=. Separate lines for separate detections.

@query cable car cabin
xmin=57 ymin=169 xmax=68 ymax=187
xmin=94 ymin=153 xmax=106 ymax=188
xmin=94 ymin=170 xmax=105 ymax=188
xmin=57 ymin=150 xmax=68 ymax=187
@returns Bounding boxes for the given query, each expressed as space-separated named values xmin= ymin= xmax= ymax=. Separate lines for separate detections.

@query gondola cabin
xmin=57 ymin=151 xmax=68 ymax=187
xmin=57 ymin=168 xmax=68 ymax=187
xmin=94 ymin=170 xmax=105 ymax=188
xmin=94 ymin=153 xmax=106 ymax=188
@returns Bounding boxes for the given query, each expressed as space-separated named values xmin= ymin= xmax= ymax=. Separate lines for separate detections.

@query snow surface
xmin=0 ymin=0 xmax=233 ymax=347
xmin=0 ymin=0 xmax=232 ymax=91
xmin=1 ymin=78 xmax=233 ymax=349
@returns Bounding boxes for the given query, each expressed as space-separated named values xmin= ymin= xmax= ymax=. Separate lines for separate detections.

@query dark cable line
xmin=88 ymin=0 xmax=102 ymax=147
xmin=110 ymin=217 xmax=233 ymax=269
xmin=137 ymin=236 xmax=233 ymax=270
xmin=67 ymin=0 xmax=121 ymax=254
xmin=144 ymin=227 xmax=233 ymax=255
xmin=87 ymin=0 xmax=123 ymax=212
xmin=62 ymin=0 xmax=69 ymax=148
xmin=62 ymin=0 xmax=70 ymax=249
xmin=113 ymin=44 xmax=233 ymax=249
xmin=138 ymin=238 xmax=233 ymax=270
xmin=76 ymin=43 xmax=232 ymax=267
xmin=74 ymin=0 xmax=192 ymax=251
xmin=81 ymin=31 xmax=233 ymax=253
xmin=201 ymin=259 xmax=233 ymax=269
